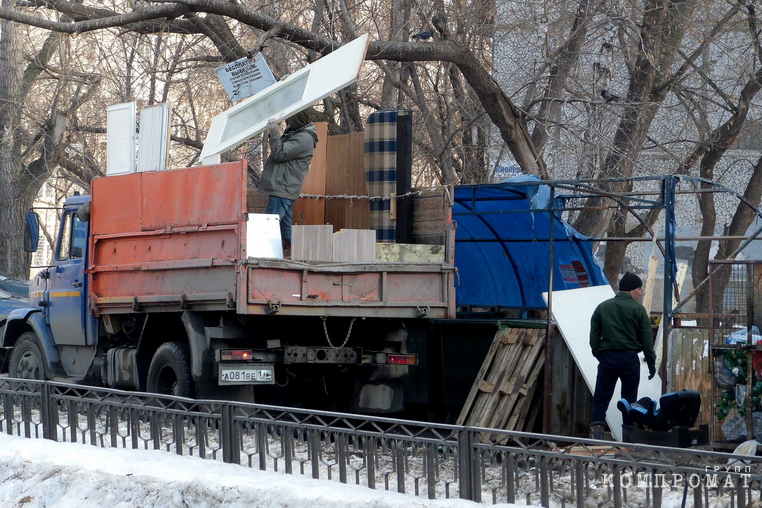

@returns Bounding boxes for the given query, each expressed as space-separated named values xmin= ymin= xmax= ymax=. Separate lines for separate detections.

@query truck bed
xmin=88 ymin=162 xmax=455 ymax=318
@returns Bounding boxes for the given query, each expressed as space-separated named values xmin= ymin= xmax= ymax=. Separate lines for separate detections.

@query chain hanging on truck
xmin=321 ymin=316 xmax=356 ymax=349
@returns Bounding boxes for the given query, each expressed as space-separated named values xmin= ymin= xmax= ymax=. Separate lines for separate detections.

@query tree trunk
xmin=529 ymin=0 xmax=593 ymax=155
xmin=572 ymin=0 xmax=697 ymax=240
xmin=0 ymin=4 xmax=29 ymax=277
xmin=602 ymin=207 xmax=628 ymax=290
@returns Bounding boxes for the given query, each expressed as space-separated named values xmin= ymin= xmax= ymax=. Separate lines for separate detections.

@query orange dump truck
xmin=3 ymin=161 xmax=455 ymax=412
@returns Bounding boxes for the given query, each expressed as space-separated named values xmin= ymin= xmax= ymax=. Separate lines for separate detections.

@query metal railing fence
xmin=1 ymin=377 xmax=760 ymax=507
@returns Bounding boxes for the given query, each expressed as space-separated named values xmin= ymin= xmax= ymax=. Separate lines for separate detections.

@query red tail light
xmin=386 ymin=354 xmax=417 ymax=365
xmin=220 ymin=350 xmax=252 ymax=361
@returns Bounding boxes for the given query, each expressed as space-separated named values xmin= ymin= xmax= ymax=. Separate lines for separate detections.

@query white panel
xmin=201 ymin=34 xmax=370 ymax=164
xmin=246 ymin=214 xmax=283 ymax=259
xmin=137 ymin=103 xmax=171 ymax=173
xmin=106 ymin=103 xmax=136 ymax=176
xmin=542 ymin=286 xmax=662 ymax=441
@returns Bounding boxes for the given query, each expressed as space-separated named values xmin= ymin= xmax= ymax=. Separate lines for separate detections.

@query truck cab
xmin=30 ymin=196 xmax=95 ymax=347
xmin=3 ymin=196 xmax=97 ymax=382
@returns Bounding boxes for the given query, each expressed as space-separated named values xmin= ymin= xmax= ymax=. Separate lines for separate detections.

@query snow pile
xmin=0 ymin=434 xmax=527 ymax=508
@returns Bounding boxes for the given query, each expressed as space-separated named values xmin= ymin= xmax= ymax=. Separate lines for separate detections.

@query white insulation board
xmin=246 ymin=214 xmax=283 ymax=259
xmin=542 ymin=286 xmax=662 ymax=441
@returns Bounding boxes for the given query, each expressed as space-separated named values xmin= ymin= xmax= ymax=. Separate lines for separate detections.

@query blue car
xmin=0 ymin=273 xmax=30 ymax=372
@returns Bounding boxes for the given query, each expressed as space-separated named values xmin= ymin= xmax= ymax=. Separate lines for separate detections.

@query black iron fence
xmin=1 ymin=377 xmax=760 ymax=507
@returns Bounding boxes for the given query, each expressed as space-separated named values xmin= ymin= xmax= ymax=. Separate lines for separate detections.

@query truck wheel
xmin=146 ymin=342 xmax=194 ymax=398
xmin=9 ymin=332 xmax=46 ymax=380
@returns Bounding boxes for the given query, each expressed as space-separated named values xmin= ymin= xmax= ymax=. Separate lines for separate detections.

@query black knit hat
xmin=286 ymin=110 xmax=311 ymax=131
xmin=618 ymin=271 xmax=642 ymax=292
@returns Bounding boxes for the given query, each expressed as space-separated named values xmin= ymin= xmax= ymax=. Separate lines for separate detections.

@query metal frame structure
xmin=1 ymin=378 xmax=760 ymax=508
xmin=454 ymin=175 xmax=762 ymax=433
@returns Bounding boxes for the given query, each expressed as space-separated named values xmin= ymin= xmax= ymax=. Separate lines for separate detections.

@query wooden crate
xmin=457 ymin=328 xmax=545 ymax=432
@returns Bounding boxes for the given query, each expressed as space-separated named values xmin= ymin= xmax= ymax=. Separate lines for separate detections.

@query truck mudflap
xmin=242 ymin=259 xmax=455 ymax=318
xmin=1 ymin=308 xmax=65 ymax=377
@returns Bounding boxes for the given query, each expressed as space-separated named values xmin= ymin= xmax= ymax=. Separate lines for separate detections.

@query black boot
xmin=590 ymin=423 xmax=605 ymax=440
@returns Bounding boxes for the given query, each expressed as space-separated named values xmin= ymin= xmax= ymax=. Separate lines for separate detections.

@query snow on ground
xmin=0 ymin=433 xmax=529 ymax=508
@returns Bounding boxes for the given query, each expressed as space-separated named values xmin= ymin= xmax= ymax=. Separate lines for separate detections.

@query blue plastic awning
xmin=453 ymin=178 xmax=608 ymax=310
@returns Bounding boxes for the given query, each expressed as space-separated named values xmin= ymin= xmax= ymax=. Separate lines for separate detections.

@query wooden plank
xmin=489 ymin=332 xmax=544 ymax=429
xmin=412 ymin=209 xmax=446 ymax=222
xmin=325 ymin=131 xmax=369 ymax=230
xmin=411 ymin=232 xmax=445 ymax=245
xmin=292 ymin=122 xmax=328 ymax=225
xmin=482 ymin=331 xmax=534 ymax=428
xmin=510 ymin=350 xmax=546 ymax=430
xmin=478 ymin=331 xmax=532 ymax=426
xmin=460 ymin=328 xmax=547 ymax=431
xmin=478 ymin=380 xmax=494 ymax=393
xmin=455 ymin=328 xmax=511 ymax=426
xmin=549 ymin=328 xmax=572 ymax=434
xmin=470 ymin=329 xmax=526 ymax=426
xmin=414 ymin=188 xmax=446 ymax=199
xmin=470 ymin=337 xmax=520 ymax=426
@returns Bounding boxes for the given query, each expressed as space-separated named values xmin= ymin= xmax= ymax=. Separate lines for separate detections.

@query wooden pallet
xmin=456 ymin=328 xmax=545 ymax=432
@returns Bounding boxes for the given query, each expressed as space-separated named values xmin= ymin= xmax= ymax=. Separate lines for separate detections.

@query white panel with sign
xmin=215 ymin=53 xmax=276 ymax=102
xmin=106 ymin=102 xmax=136 ymax=176
xmin=137 ymin=103 xmax=171 ymax=173
xmin=201 ymin=34 xmax=370 ymax=165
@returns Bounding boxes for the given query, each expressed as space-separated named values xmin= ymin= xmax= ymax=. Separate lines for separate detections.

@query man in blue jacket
xmin=259 ymin=110 xmax=319 ymax=254
xmin=589 ymin=272 xmax=656 ymax=440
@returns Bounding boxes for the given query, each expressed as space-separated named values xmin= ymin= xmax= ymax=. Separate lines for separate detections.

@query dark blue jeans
xmin=591 ymin=351 xmax=640 ymax=425
xmin=265 ymin=196 xmax=295 ymax=247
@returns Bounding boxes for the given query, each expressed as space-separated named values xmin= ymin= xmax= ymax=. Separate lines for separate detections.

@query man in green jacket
xmin=259 ymin=110 xmax=319 ymax=253
xmin=589 ymin=272 xmax=656 ymax=440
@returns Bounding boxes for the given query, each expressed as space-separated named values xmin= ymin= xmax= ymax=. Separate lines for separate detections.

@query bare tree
xmin=2 ymin=0 xmax=762 ymax=306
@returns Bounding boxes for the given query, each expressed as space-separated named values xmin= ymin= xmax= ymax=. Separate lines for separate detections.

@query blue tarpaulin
xmin=453 ymin=177 xmax=608 ymax=310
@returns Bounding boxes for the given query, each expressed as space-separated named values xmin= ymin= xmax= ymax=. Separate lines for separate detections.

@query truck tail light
xmin=220 ymin=350 xmax=253 ymax=361
xmin=386 ymin=354 xmax=417 ymax=365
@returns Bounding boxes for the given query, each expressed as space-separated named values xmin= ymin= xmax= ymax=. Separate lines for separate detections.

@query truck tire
xmin=9 ymin=332 xmax=46 ymax=380
xmin=146 ymin=342 xmax=194 ymax=398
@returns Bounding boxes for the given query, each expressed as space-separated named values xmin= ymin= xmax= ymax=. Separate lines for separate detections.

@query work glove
xmin=266 ymin=118 xmax=281 ymax=138
xmin=647 ymin=361 xmax=656 ymax=380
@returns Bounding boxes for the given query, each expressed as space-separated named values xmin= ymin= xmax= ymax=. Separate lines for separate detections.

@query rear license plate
xmin=218 ymin=364 xmax=275 ymax=385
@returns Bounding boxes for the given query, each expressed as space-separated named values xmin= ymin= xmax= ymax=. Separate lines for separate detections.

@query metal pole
xmin=748 ymin=264 xmax=755 ymax=441
xmin=458 ymin=429 xmax=472 ymax=500
xmin=662 ymin=177 xmax=676 ymax=392
xmin=543 ymin=186 xmax=555 ymax=433
xmin=540 ymin=455 xmax=550 ymax=507
xmin=40 ymin=383 xmax=53 ymax=441
xmin=311 ymin=430 xmax=320 ymax=479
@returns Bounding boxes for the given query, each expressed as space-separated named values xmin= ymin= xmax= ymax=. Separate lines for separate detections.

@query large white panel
xmin=542 ymin=286 xmax=662 ymax=441
xmin=246 ymin=214 xmax=283 ymax=259
xmin=201 ymin=34 xmax=370 ymax=164
xmin=137 ymin=103 xmax=171 ymax=173
xmin=106 ymin=102 xmax=136 ymax=176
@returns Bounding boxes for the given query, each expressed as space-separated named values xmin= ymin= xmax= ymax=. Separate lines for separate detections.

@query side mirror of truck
xmin=23 ymin=211 xmax=40 ymax=253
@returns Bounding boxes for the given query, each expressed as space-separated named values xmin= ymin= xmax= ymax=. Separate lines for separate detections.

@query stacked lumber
xmin=456 ymin=328 xmax=545 ymax=432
